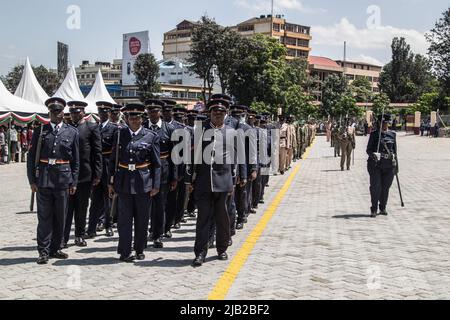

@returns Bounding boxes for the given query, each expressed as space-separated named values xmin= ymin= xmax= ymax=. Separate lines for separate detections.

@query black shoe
xmin=163 ymin=231 xmax=173 ymax=239
xmin=188 ymin=212 xmax=196 ymax=218
xmin=243 ymin=217 xmax=248 ymax=223
xmin=96 ymin=223 xmax=105 ymax=232
xmin=370 ymin=211 xmax=377 ymax=218
xmin=379 ymin=210 xmax=388 ymax=216
xmin=119 ymin=255 xmax=136 ymax=263
xmin=85 ymin=232 xmax=97 ymax=239
xmin=236 ymin=222 xmax=244 ymax=230
xmin=153 ymin=238 xmax=164 ymax=249
xmin=208 ymin=241 xmax=215 ymax=249
xmin=105 ymin=228 xmax=114 ymax=237
xmin=173 ymin=223 xmax=181 ymax=230
xmin=228 ymin=239 xmax=233 ymax=247
xmin=61 ymin=243 xmax=68 ymax=249
xmin=250 ymin=208 xmax=257 ymax=214
xmin=347 ymin=168 xmax=350 ymax=171
xmin=259 ymin=200 xmax=265 ymax=204
xmin=341 ymin=168 xmax=344 ymax=171
xmin=136 ymin=253 xmax=145 ymax=261
xmin=50 ymin=251 xmax=69 ymax=260
xmin=37 ymin=253 xmax=49 ymax=265
xmin=192 ymin=255 xmax=205 ymax=267
xmin=218 ymin=252 xmax=228 ymax=261
xmin=75 ymin=237 xmax=87 ymax=247
xmin=112 ymin=223 xmax=118 ymax=229
xmin=181 ymin=217 xmax=188 ymax=223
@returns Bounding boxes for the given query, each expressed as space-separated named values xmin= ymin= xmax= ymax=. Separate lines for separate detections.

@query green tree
xmin=133 ymin=53 xmax=161 ymax=102
xmin=284 ymin=84 xmax=318 ymax=120
xmin=1 ymin=64 xmax=58 ymax=95
xmin=379 ymin=37 xmax=436 ymax=103
xmin=336 ymin=93 xmax=362 ymax=118
xmin=188 ymin=15 xmax=221 ymax=103
xmin=320 ymin=74 xmax=347 ymax=117
xmin=215 ymin=28 xmax=243 ymax=94
xmin=426 ymin=7 xmax=450 ymax=97
xmin=350 ymin=77 xmax=373 ymax=103
xmin=372 ymin=93 xmax=393 ymax=116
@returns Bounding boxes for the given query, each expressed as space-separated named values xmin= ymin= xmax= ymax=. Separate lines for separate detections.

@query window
xmin=238 ymin=25 xmax=254 ymax=32
xmin=373 ymin=77 xmax=379 ymax=83
xmin=273 ymin=23 xmax=280 ymax=32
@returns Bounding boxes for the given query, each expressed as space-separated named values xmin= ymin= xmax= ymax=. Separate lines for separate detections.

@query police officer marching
xmin=87 ymin=102 xmax=119 ymax=238
xmin=63 ymin=101 xmax=102 ymax=248
xmin=144 ymin=99 xmax=178 ymax=248
xmin=27 ymin=97 xmax=80 ymax=264
xmin=108 ymin=104 xmax=161 ymax=262
xmin=187 ymin=98 xmax=235 ymax=267
xmin=367 ymin=114 xmax=399 ymax=218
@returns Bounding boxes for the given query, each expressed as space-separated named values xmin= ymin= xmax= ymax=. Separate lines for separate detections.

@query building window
xmin=373 ymin=77 xmax=379 ymax=83
xmin=273 ymin=23 xmax=281 ymax=32
xmin=238 ymin=25 xmax=254 ymax=32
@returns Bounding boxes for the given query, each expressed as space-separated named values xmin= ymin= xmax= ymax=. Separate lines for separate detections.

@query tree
xmin=188 ymin=15 xmax=221 ymax=103
xmin=284 ymin=85 xmax=318 ymax=120
xmin=426 ymin=7 xmax=450 ymax=96
xmin=215 ymin=28 xmax=243 ymax=94
xmin=133 ymin=53 xmax=160 ymax=102
xmin=350 ymin=77 xmax=373 ymax=103
xmin=336 ymin=93 xmax=362 ymax=118
xmin=1 ymin=64 xmax=58 ymax=95
xmin=320 ymin=74 xmax=347 ymax=117
xmin=371 ymin=93 xmax=393 ymax=116
xmin=412 ymin=92 xmax=440 ymax=115
xmin=379 ymin=37 xmax=436 ymax=103
xmin=229 ymin=34 xmax=287 ymax=112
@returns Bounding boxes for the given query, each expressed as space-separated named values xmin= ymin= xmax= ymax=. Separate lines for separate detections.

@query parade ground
xmin=1 ymin=133 xmax=449 ymax=300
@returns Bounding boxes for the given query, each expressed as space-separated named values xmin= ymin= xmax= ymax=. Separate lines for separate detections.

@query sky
xmin=0 ymin=0 xmax=448 ymax=75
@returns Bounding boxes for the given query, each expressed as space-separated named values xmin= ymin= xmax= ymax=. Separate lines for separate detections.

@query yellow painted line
xmin=208 ymin=141 xmax=316 ymax=300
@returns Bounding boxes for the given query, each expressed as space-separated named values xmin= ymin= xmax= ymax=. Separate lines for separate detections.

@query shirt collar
xmin=150 ymin=119 xmax=163 ymax=129
xmin=129 ymin=126 xmax=143 ymax=137
xmin=101 ymin=120 xmax=110 ymax=128
xmin=51 ymin=122 xmax=63 ymax=130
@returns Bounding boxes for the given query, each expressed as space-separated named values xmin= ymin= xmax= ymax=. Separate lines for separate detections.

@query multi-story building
xmin=232 ymin=14 xmax=311 ymax=59
xmin=76 ymin=60 xmax=122 ymax=87
xmin=335 ymin=60 xmax=382 ymax=92
xmin=162 ymin=15 xmax=312 ymax=60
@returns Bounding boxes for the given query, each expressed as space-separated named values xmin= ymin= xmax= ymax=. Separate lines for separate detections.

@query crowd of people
xmin=0 ymin=124 xmax=35 ymax=165
xmin=24 ymin=95 xmax=318 ymax=266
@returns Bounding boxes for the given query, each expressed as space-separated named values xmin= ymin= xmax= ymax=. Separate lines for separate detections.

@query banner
xmin=122 ymin=31 xmax=150 ymax=85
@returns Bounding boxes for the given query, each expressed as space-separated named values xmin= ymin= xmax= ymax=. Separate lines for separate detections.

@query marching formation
xmin=26 ymin=95 xmax=316 ymax=267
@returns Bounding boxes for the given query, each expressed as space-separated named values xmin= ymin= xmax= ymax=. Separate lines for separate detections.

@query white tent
xmin=0 ymin=79 xmax=48 ymax=114
xmin=53 ymin=65 xmax=86 ymax=112
xmin=14 ymin=57 xmax=49 ymax=105
xmin=85 ymin=70 xmax=116 ymax=114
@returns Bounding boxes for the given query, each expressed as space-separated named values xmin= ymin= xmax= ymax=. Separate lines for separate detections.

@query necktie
xmin=54 ymin=125 xmax=59 ymax=136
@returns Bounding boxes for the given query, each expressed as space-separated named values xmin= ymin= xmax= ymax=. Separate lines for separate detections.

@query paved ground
xmin=1 ymin=133 xmax=449 ymax=300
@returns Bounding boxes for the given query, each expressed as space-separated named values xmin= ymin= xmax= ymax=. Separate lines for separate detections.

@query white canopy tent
xmin=0 ymin=79 xmax=48 ymax=114
xmin=14 ymin=57 xmax=49 ymax=105
xmin=53 ymin=65 xmax=87 ymax=113
xmin=85 ymin=70 xmax=116 ymax=114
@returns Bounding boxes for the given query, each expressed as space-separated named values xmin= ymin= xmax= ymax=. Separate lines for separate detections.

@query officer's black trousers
xmin=88 ymin=179 xmax=112 ymax=233
xmin=260 ymin=173 xmax=269 ymax=201
xmin=165 ymin=181 xmax=187 ymax=231
xmin=117 ymin=193 xmax=151 ymax=257
xmin=194 ymin=192 xmax=230 ymax=257
xmin=227 ymin=190 xmax=237 ymax=236
xmin=64 ymin=182 xmax=92 ymax=244
xmin=368 ymin=163 xmax=395 ymax=212
xmin=235 ymin=184 xmax=247 ymax=223
xmin=252 ymin=171 xmax=261 ymax=208
xmin=174 ymin=182 xmax=187 ymax=225
xmin=245 ymin=179 xmax=253 ymax=215
xmin=151 ymin=182 xmax=169 ymax=240
xmin=36 ymin=188 xmax=68 ymax=255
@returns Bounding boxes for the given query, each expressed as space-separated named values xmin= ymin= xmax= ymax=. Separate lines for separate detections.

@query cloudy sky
xmin=0 ymin=0 xmax=448 ymax=75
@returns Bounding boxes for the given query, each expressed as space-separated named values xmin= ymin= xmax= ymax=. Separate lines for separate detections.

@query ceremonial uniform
xmin=64 ymin=101 xmax=102 ymax=247
xmin=109 ymin=104 xmax=161 ymax=262
xmin=188 ymin=99 xmax=235 ymax=266
xmin=145 ymin=99 xmax=178 ymax=248
xmin=87 ymin=102 xmax=119 ymax=237
xmin=367 ymin=115 xmax=398 ymax=217
xmin=27 ymin=98 xmax=79 ymax=264
xmin=338 ymin=124 xmax=355 ymax=171
xmin=279 ymin=118 xmax=289 ymax=174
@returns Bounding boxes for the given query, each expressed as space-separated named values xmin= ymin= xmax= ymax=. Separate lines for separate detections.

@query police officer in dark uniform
xmin=63 ymin=101 xmax=102 ymax=248
xmin=257 ymin=114 xmax=271 ymax=204
xmin=187 ymin=98 xmax=236 ymax=267
xmin=144 ymin=99 xmax=178 ymax=248
xmin=108 ymin=104 xmax=161 ymax=262
xmin=366 ymin=114 xmax=399 ymax=218
xmin=27 ymin=97 xmax=79 ymax=264
xmin=110 ymin=104 xmax=123 ymax=125
xmin=87 ymin=102 xmax=118 ymax=238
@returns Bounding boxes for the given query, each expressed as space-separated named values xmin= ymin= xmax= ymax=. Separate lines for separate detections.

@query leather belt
xmin=119 ymin=162 xmax=150 ymax=171
xmin=102 ymin=150 xmax=113 ymax=156
xmin=40 ymin=159 xmax=70 ymax=165
xmin=160 ymin=151 xmax=170 ymax=160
